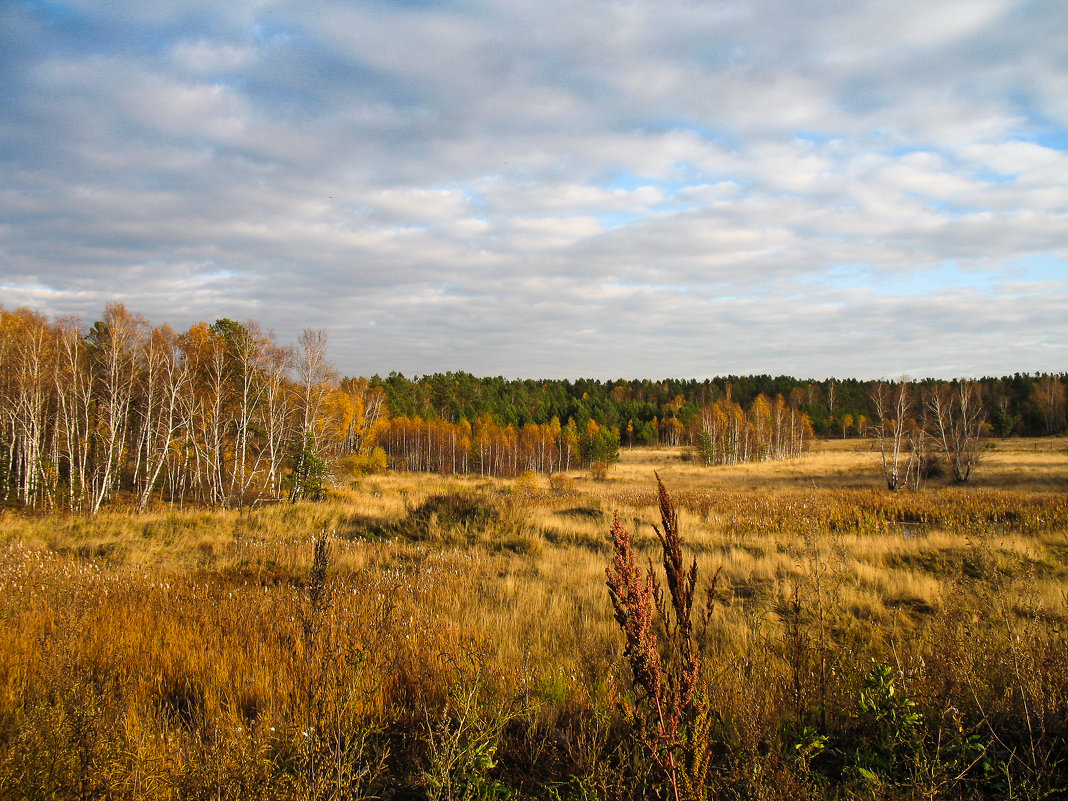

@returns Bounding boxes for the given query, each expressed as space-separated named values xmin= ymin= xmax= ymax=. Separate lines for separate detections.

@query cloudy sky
xmin=1 ymin=0 xmax=1066 ymax=380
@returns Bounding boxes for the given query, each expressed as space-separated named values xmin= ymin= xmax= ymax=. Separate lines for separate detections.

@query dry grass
xmin=1 ymin=438 xmax=1067 ymax=799
xmin=608 ymin=437 xmax=1068 ymax=493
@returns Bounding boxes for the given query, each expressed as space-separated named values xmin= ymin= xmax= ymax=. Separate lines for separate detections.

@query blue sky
xmin=1 ymin=0 xmax=1066 ymax=379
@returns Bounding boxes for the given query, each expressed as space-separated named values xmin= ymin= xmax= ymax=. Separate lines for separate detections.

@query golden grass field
xmin=1 ymin=438 xmax=1066 ymax=800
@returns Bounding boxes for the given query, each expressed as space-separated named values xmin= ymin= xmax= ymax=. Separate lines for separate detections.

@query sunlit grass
xmin=2 ymin=438 xmax=1067 ymax=798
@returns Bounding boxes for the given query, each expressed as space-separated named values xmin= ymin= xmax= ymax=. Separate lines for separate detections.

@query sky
xmin=1 ymin=0 xmax=1066 ymax=381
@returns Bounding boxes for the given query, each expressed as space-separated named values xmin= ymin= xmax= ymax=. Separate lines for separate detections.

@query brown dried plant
xmin=606 ymin=475 xmax=718 ymax=801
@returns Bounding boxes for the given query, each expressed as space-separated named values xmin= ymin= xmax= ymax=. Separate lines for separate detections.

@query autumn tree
xmin=178 ymin=322 xmax=229 ymax=506
xmin=1 ymin=309 xmax=54 ymax=507
xmin=841 ymin=413 xmax=854 ymax=439
xmin=338 ymin=377 xmax=387 ymax=456
xmin=53 ymin=316 xmax=93 ymax=511
xmin=927 ymin=379 xmax=986 ymax=483
xmin=88 ymin=304 xmax=147 ymax=513
xmin=870 ymin=378 xmax=914 ymax=491
xmin=260 ymin=339 xmax=295 ymax=499
xmin=135 ymin=324 xmax=188 ymax=511
xmin=289 ymin=329 xmax=338 ymax=501
xmin=1031 ymin=375 xmax=1067 ymax=435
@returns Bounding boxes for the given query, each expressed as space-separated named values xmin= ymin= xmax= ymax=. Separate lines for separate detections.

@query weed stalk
xmin=606 ymin=475 xmax=717 ymax=800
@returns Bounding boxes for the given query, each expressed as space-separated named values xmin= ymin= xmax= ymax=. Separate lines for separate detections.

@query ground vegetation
xmin=1 ymin=439 xmax=1066 ymax=799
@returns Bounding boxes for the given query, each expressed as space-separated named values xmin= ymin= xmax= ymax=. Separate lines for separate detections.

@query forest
xmin=370 ymin=369 xmax=1066 ymax=441
xmin=1 ymin=304 xmax=1065 ymax=512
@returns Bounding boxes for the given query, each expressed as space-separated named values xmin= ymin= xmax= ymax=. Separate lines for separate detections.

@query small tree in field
xmin=870 ymin=378 xmax=915 ymax=491
xmin=927 ymin=379 xmax=986 ymax=482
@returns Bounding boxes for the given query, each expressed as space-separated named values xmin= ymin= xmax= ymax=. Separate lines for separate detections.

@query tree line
xmin=2 ymin=304 xmax=1065 ymax=510
xmin=371 ymin=371 xmax=1068 ymax=440
xmin=377 ymin=416 xmax=620 ymax=477
xmin=377 ymin=394 xmax=815 ymax=477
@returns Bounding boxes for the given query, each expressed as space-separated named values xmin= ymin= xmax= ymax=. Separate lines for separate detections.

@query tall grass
xmin=1 ymin=441 xmax=1066 ymax=799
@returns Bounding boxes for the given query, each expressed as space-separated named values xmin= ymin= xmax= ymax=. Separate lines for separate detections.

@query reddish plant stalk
xmin=606 ymin=476 xmax=705 ymax=801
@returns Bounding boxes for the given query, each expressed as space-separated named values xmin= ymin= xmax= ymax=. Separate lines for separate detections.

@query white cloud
xmin=0 ymin=0 xmax=1065 ymax=378
xmin=170 ymin=39 xmax=257 ymax=74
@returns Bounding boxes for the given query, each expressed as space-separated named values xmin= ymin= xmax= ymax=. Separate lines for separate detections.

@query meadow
xmin=1 ymin=439 xmax=1067 ymax=800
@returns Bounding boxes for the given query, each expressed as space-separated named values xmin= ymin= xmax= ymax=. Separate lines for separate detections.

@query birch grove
xmin=0 ymin=306 xmax=379 ymax=512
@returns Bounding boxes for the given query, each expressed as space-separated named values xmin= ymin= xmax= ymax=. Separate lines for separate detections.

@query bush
xmin=514 ymin=470 xmax=539 ymax=496
xmin=337 ymin=447 xmax=389 ymax=477
xmin=548 ymin=474 xmax=577 ymax=496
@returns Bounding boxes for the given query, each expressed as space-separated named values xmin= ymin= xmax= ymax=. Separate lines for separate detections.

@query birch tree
xmin=1031 ymin=376 xmax=1067 ymax=435
xmin=136 ymin=325 xmax=189 ymax=511
xmin=88 ymin=304 xmax=146 ymax=514
xmin=260 ymin=340 xmax=295 ymax=500
xmin=927 ymin=379 xmax=986 ymax=483
xmin=4 ymin=310 xmax=54 ymax=507
xmin=870 ymin=378 xmax=914 ymax=491
xmin=290 ymin=329 xmax=337 ymax=500
xmin=54 ymin=316 xmax=93 ymax=511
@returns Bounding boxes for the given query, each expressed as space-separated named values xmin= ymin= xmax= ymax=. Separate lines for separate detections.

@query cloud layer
xmin=2 ymin=0 xmax=1066 ymax=379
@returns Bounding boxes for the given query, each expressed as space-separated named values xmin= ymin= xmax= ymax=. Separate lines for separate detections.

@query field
xmin=2 ymin=439 xmax=1067 ymax=800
